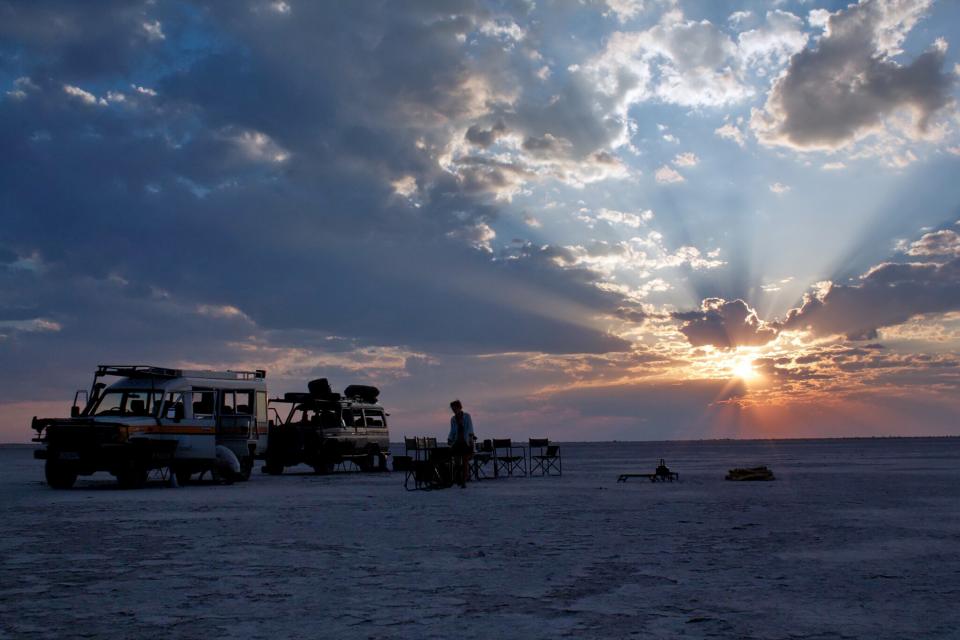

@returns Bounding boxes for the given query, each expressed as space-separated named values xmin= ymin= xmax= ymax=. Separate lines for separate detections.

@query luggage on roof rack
xmin=344 ymin=384 xmax=379 ymax=403
xmin=307 ymin=378 xmax=332 ymax=397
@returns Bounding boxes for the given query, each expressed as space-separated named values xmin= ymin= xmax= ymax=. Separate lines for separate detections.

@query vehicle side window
xmin=162 ymin=392 xmax=185 ymax=418
xmin=95 ymin=393 xmax=123 ymax=415
xmin=352 ymin=409 xmax=363 ymax=427
xmin=364 ymin=410 xmax=385 ymax=428
xmin=192 ymin=390 xmax=215 ymax=418
xmin=220 ymin=391 xmax=236 ymax=415
xmin=233 ymin=390 xmax=253 ymax=415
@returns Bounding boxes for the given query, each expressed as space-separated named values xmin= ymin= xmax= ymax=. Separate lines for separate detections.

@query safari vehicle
xmin=262 ymin=378 xmax=390 ymax=475
xmin=32 ymin=365 xmax=270 ymax=488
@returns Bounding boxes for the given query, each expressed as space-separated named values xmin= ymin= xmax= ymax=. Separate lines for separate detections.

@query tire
xmin=116 ymin=463 xmax=148 ymax=489
xmin=211 ymin=467 xmax=235 ymax=485
xmin=45 ymin=460 xmax=77 ymax=489
xmin=262 ymin=459 xmax=284 ymax=475
xmin=358 ymin=446 xmax=380 ymax=473
xmin=238 ymin=457 xmax=253 ymax=481
xmin=312 ymin=460 xmax=336 ymax=475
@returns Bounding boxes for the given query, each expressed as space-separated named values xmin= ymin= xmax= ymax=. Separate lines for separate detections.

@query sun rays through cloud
xmin=1 ymin=0 xmax=960 ymax=441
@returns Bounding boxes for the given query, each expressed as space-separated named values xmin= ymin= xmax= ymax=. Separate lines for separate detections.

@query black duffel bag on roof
xmin=344 ymin=384 xmax=379 ymax=403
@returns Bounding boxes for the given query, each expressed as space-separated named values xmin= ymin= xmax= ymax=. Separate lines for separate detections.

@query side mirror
xmin=70 ymin=406 xmax=80 ymax=418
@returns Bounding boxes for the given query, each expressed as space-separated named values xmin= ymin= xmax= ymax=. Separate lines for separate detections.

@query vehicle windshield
xmin=93 ymin=390 xmax=163 ymax=417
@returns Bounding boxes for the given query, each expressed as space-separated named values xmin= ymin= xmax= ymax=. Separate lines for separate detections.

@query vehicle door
xmin=361 ymin=408 xmax=388 ymax=449
xmin=350 ymin=407 xmax=364 ymax=449
xmin=217 ymin=390 xmax=250 ymax=437
xmin=177 ymin=389 xmax=216 ymax=459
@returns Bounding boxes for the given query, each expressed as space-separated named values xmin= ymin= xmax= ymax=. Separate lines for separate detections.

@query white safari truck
xmin=32 ymin=365 xmax=269 ymax=488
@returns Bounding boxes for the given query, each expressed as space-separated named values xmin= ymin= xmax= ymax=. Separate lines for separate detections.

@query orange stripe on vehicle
xmin=128 ymin=426 xmax=213 ymax=435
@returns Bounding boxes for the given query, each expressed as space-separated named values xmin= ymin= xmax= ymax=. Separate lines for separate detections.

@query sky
xmin=1 ymin=0 xmax=960 ymax=442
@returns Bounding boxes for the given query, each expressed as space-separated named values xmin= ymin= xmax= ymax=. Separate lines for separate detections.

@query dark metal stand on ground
xmin=617 ymin=458 xmax=679 ymax=483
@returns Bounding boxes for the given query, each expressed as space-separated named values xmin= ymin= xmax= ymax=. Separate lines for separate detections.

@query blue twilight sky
xmin=2 ymin=0 xmax=960 ymax=441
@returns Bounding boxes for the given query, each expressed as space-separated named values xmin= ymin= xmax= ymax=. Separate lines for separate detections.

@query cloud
xmin=478 ymin=19 xmax=526 ymax=43
xmin=585 ymin=13 xmax=751 ymax=111
xmin=903 ymin=229 xmax=960 ymax=257
xmin=228 ymin=129 xmax=290 ymax=164
xmin=464 ymin=120 xmax=507 ymax=148
xmin=141 ymin=20 xmax=164 ymax=41
xmin=0 ymin=1 xmax=644 ymax=376
xmin=715 ymin=121 xmax=746 ymax=147
xmin=593 ymin=208 xmax=653 ymax=228
xmin=603 ymin=0 xmax=646 ymax=24
xmin=63 ymin=84 xmax=105 ymax=106
xmin=672 ymin=152 xmax=698 ymax=167
xmin=751 ymin=0 xmax=956 ymax=151
xmin=737 ymin=10 xmax=808 ymax=69
xmin=673 ymin=298 xmax=778 ymax=349
xmin=769 ymin=182 xmax=790 ymax=194
xmin=781 ymin=257 xmax=960 ymax=339
xmin=655 ymin=165 xmax=684 ymax=183
xmin=517 ymin=233 xmax=723 ymax=280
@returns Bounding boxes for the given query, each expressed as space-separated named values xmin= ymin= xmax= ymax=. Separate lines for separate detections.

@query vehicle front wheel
xmin=45 ymin=460 xmax=77 ymax=489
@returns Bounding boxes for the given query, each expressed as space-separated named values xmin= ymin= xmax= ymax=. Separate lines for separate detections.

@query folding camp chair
xmin=528 ymin=438 xmax=561 ymax=476
xmin=493 ymin=438 xmax=526 ymax=477
xmin=403 ymin=436 xmax=451 ymax=490
xmin=402 ymin=437 xmax=427 ymax=489
xmin=471 ymin=439 xmax=495 ymax=480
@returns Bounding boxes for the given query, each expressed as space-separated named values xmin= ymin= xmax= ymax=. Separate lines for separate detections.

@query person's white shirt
xmin=447 ymin=412 xmax=475 ymax=446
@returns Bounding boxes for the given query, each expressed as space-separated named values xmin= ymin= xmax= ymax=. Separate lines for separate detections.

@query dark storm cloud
xmin=753 ymin=0 xmax=956 ymax=149
xmin=0 ymin=0 xmax=170 ymax=80
xmin=0 ymin=1 xmax=635 ymax=404
xmin=465 ymin=120 xmax=508 ymax=147
xmin=674 ymin=298 xmax=778 ymax=350
xmin=781 ymin=258 xmax=960 ymax=339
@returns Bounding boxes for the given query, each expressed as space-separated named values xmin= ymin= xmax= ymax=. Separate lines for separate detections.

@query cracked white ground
xmin=1 ymin=439 xmax=958 ymax=639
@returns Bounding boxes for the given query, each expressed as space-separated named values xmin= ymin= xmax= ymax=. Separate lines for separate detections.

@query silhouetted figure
xmin=447 ymin=399 xmax=475 ymax=488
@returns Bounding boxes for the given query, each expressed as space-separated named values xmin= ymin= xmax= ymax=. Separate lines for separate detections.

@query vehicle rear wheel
xmin=239 ymin=456 xmax=253 ymax=481
xmin=312 ymin=461 xmax=336 ymax=475
xmin=262 ymin=459 xmax=284 ymax=475
xmin=116 ymin=463 xmax=148 ymax=489
xmin=358 ymin=446 xmax=381 ymax=472
xmin=45 ymin=460 xmax=77 ymax=489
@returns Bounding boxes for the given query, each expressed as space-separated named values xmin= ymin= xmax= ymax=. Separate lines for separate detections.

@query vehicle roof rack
xmin=96 ymin=365 xmax=266 ymax=381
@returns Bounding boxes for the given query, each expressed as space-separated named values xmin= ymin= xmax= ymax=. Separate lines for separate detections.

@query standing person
xmin=447 ymin=399 xmax=475 ymax=488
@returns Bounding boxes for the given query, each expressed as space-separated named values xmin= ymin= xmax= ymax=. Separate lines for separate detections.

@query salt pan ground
xmin=1 ymin=438 xmax=959 ymax=639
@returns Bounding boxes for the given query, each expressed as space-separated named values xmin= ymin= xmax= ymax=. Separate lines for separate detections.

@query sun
xmin=732 ymin=359 xmax=759 ymax=381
